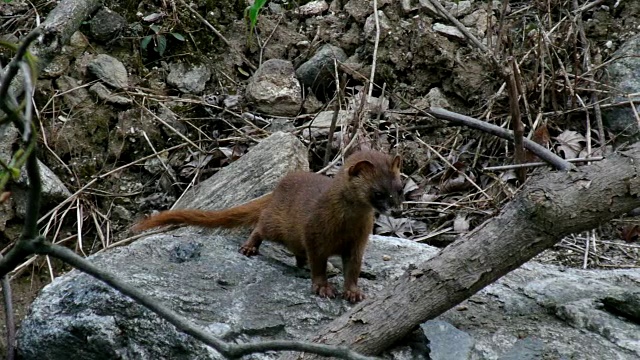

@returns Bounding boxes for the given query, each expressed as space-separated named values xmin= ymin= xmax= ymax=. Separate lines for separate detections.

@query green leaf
xmin=149 ymin=24 xmax=161 ymax=34
xmin=10 ymin=167 xmax=20 ymax=180
xmin=248 ymin=0 xmax=268 ymax=29
xmin=170 ymin=32 xmax=185 ymax=41
xmin=237 ymin=66 xmax=250 ymax=77
xmin=156 ymin=35 xmax=167 ymax=56
xmin=140 ymin=35 xmax=152 ymax=50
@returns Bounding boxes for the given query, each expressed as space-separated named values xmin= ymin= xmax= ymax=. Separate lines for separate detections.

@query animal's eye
xmin=374 ymin=191 xmax=385 ymax=199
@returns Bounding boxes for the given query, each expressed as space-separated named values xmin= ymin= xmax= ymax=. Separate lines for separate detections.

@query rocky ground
xmin=2 ymin=0 xmax=640 ymax=357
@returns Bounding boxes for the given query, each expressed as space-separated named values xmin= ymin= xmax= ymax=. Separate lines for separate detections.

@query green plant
xmin=140 ymin=24 xmax=185 ymax=57
xmin=245 ymin=0 xmax=268 ymax=45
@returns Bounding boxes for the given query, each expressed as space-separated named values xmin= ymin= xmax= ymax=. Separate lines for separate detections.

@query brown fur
xmin=132 ymin=150 xmax=403 ymax=303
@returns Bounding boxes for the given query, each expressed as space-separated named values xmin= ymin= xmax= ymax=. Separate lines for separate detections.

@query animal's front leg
xmin=309 ymin=255 xmax=336 ymax=298
xmin=342 ymin=243 xmax=366 ymax=303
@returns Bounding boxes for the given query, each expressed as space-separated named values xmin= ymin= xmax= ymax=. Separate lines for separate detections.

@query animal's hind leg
xmin=239 ymin=228 xmax=263 ymax=256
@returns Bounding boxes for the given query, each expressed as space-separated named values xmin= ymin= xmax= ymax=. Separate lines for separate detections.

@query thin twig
xmin=482 ymin=156 xmax=603 ymax=171
xmin=367 ymin=0 xmax=380 ymax=101
xmin=507 ymin=57 xmax=526 ymax=183
xmin=0 ymin=255 xmax=15 ymax=360
xmin=323 ymin=61 xmax=342 ymax=167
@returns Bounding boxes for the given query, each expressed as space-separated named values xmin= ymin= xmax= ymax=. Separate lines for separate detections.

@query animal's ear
xmin=348 ymin=160 xmax=374 ymax=177
xmin=391 ymin=155 xmax=402 ymax=174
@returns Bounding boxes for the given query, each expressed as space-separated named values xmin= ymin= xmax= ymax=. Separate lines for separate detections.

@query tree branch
xmin=426 ymin=107 xmax=575 ymax=171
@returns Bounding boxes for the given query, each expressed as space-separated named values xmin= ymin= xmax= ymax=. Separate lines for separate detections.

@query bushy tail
xmin=132 ymin=193 xmax=272 ymax=232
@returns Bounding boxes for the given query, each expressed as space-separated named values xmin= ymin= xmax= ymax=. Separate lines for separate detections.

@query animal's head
xmin=345 ymin=151 xmax=403 ymax=214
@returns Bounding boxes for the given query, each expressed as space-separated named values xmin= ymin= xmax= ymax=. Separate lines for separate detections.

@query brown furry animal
xmin=133 ymin=150 xmax=403 ymax=302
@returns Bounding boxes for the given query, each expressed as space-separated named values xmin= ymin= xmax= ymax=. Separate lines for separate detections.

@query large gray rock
xmin=437 ymin=262 xmax=640 ymax=359
xmin=16 ymin=132 xmax=640 ymax=359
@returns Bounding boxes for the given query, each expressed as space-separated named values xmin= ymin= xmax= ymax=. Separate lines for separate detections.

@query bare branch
xmin=425 ymin=107 xmax=575 ymax=171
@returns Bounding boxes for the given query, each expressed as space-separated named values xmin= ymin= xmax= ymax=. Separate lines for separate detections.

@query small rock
xmin=88 ymin=54 xmax=129 ymax=89
xmin=223 ymin=95 xmax=241 ymax=110
xmin=90 ymin=83 xmax=133 ymax=106
xmin=302 ymin=91 xmax=324 ymax=113
xmin=401 ymin=0 xmax=416 ymax=13
xmin=296 ymin=44 xmax=347 ymax=97
xmin=157 ymin=104 xmax=186 ymax=134
xmin=295 ymin=0 xmax=329 ymax=16
xmin=445 ymin=0 xmax=473 ymax=17
xmin=303 ymin=110 xmax=355 ymax=129
xmin=418 ymin=0 xmax=439 ymax=15
xmin=111 ymin=205 xmax=132 ymax=222
xmin=421 ymin=320 xmax=474 ymax=360
xmin=423 ymin=87 xmax=451 ymax=109
xmin=169 ymin=241 xmax=203 ymax=263
xmin=344 ymin=0 xmax=373 ymax=23
xmin=245 ymin=59 xmax=302 ymax=117
xmin=433 ymin=23 xmax=465 ymax=40
xmin=55 ymin=76 xmax=91 ymax=108
xmin=42 ymin=55 xmax=70 ymax=78
xmin=268 ymin=2 xmax=284 ymax=14
xmin=382 ymin=254 xmax=391 ymax=261
xmin=364 ymin=11 xmax=392 ymax=41
xmin=88 ymin=7 xmax=126 ymax=43
xmin=462 ymin=9 xmax=494 ymax=38
xmin=63 ymin=31 xmax=90 ymax=59
xmin=166 ymin=63 xmax=211 ymax=94
xmin=268 ymin=118 xmax=296 ymax=132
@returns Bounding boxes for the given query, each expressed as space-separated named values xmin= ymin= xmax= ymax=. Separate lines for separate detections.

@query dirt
xmin=1 ymin=0 xmax=640 ymax=356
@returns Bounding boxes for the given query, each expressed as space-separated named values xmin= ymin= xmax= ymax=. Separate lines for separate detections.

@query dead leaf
xmin=375 ymin=215 xmax=427 ymax=238
xmin=180 ymin=152 xmax=213 ymax=178
xmin=554 ymin=130 xmax=586 ymax=159
xmin=619 ymin=225 xmax=640 ymax=243
xmin=420 ymin=193 xmax=439 ymax=202
xmin=526 ymin=123 xmax=551 ymax=161
xmin=403 ymin=177 xmax=419 ymax=193
xmin=0 ymin=191 xmax=11 ymax=203
xmin=440 ymin=162 xmax=475 ymax=194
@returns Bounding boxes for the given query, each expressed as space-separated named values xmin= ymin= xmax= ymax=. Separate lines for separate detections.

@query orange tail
xmin=132 ymin=193 xmax=272 ymax=232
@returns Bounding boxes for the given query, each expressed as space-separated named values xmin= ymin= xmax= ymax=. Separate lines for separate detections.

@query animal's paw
xmin=313 ymin=283 xmax=336 ymax=299
xmin=343 ymin=288 xmax=365 ymax=303
xmin=239 ymin=245 xmax=259 ymax=257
